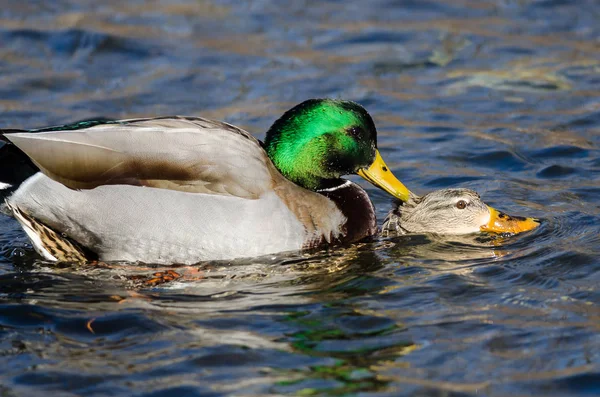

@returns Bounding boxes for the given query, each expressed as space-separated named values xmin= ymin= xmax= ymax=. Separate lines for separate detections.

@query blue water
xmin=1 ymin=1 xmax=600 ymax=395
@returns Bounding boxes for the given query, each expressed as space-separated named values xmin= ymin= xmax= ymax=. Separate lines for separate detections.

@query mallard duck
xmin=381 ymin=188 xmax=539 ymax=235
xmin=1 ymin=99 xmax=410 ymax=264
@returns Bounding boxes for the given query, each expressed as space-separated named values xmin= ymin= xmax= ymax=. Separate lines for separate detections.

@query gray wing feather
xmin=4 ymin=117 xmax=272 ymax=199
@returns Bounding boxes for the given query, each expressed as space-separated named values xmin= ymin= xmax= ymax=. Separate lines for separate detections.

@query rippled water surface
xmin=1 ymin=1 xmax=600 ymax=395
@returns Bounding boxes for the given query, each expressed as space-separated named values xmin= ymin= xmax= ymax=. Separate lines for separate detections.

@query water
xmin=1 ymin=0 xmax=599 ymax=395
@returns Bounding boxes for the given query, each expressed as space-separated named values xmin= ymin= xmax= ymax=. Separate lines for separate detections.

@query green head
xmin=264 ymin=99 xmax=411 ymax=201
xmin=264 ymin=99 xmax=378 ymax=191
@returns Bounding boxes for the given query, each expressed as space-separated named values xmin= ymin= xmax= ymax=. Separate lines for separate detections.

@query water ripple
xmin=1 ymin=0 xmax=600 ymax=395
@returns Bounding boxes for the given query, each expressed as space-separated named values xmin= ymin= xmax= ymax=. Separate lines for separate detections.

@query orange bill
xmin=357 ymin=150 xmax=410 ymax=202
xmin=480 ymin=206 xmax=540 ymax=234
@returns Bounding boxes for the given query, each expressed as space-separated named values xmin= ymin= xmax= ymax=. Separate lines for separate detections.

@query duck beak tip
xmin=357 ymin=149 xmax=410 ymax=202
xmin=481 ymin=205 xmax=540 ymax=235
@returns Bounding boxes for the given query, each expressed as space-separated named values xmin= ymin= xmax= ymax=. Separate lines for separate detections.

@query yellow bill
xmin=481 ymin=206 xmax=540 ymax=234
xmin=357 ymin=149 xmax=410 ymax=202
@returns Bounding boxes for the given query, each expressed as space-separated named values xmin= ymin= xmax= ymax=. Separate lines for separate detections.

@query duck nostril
xmin=509 ymin=215 xmax=529 ymax=221
xmin=382 ymin=166 xmax=388 ymax=172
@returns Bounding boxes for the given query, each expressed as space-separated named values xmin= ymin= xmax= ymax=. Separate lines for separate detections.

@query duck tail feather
xmin=0 ymin=117 xmax=116 ymax=197
xmin=0 ymin=142 xmax=38 ymax=199
xmin=1 ymin=129 xmax=27 ymax=143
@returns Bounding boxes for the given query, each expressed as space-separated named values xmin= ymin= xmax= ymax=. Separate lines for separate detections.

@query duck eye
xmin=456 ymin=200 xmax=467 ymax=209
xmin=347 ymin=126 xmax=364 ymax=139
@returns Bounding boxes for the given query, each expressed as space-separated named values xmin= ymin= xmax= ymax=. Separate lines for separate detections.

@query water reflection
xmin=1 ymin=0 xmax=600 ymax=395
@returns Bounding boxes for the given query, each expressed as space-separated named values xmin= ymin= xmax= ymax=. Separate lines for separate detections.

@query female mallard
xmin=381 ymin=188 xmax=539 ymax=235
xmin=1 ymin=99 xmax=409 ymax=264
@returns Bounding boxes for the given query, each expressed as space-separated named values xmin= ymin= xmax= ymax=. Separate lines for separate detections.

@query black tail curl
xmin=0 ymin=132 xmax=38 ymax=199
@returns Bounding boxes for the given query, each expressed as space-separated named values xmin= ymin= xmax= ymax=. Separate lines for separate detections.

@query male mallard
xmin=381 ymin=188 xmax=539 ymax=235
xmin=1 ymin=99 xmax=409 ymax=264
